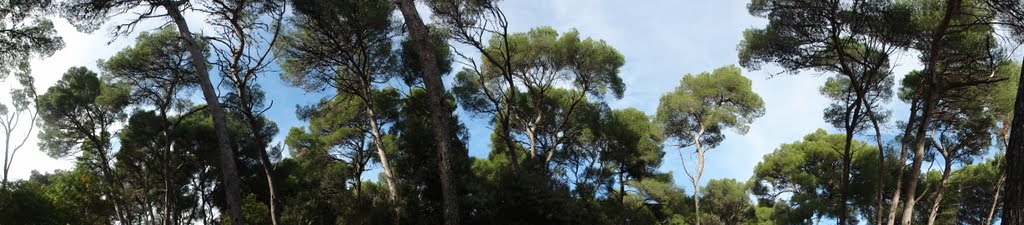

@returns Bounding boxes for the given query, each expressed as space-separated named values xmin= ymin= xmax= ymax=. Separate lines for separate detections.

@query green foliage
xmin=278 ymin=0 xmax=397 ymax=93
xmin=452 ymin=27 xmax=627 ymax=174
xmin=99 ymin=25 xmax=203 ymax=110
xmin=0 ymin=168 xmax=114 ymax=225
xmin=37 ymin=67 xmax=129 ymax=158
xmin=0 ymin=0 xmax=64 ymax=79
xmin=11 ymin=1 xmax=1022 ymax=225
xmin=399 ymin=27 xmax=453 ymax=86
xmin=750 ymin=129 xmax=881 ymax=223
xmin=657 ymin=65 xmax=765 ymax=149
xmin=701 ymin=179 xmax=754 ymax=224
xmin=602 ymin=108 xmax=665 ymax=180
xmin=948 ymin=157 xmax=1004 ymax=224
xmin=391 ymin=88 xmax=474 ymax=224
xmin=739 ymin=0 xmax=913 ymax=74
xmin=454 ymin=26 xmax=626 ymax=114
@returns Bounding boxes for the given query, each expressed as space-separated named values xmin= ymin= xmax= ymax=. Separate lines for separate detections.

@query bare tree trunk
xmin=1 ymin=92 xmax=36 ymax=190
xmin=163 ymin=130 xmax=173 ymax=225
xmin=901 ymin=91 xmax=938 ymax=225
xmin=1001 ymin=54 xmax=1024 ymax=225
xmin=2 ymin=132 xmax=9 ymax=189
xmin=164 ymin=5 xmax=244 ymax=225
xmin=867 ymin=106 xmax=886 ymax=225
xmin=395 ymin=1 xmax=462 ymax=225
xmin=902 ymin=1 xmax=960 ymax=223
xmin=926 ymin=160 xmax=954 ymax=225
xmin=887 ymin=98 xmax=919 ymax=225
xmin=619 ymin=167 xmax=626 ymax=225
xmin=366 ymin=107 xmax=401 ymax=223
xmin=257 ymin=151 xmax=277 ymax=225
xmin=986 ymin=173 xmax=1005 ymax=225
xmin=839 ymin=99 xmax=863 ymax=225
xmin=684 ymin=127 xmax=706 ymax=225
xmin=693 ymin=148 xmax=703 ymax=225
xmin=238 ymin=95 xmax=279 ymax=225
xmin=246 ymin=122 xmax=278 ymax=225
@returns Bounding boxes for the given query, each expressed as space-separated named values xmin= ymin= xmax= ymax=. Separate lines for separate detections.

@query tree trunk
xmin=887 ymin=98 xmax=920 ymax=225
xmin=395 ymin=1 xmax=462 ymax=225
xmin=249 ymin=128 xmax=278 ymax=225
xmin=2 ymin=131 xmax=10 ymax=189
xmin=680 ymin=126 xmax=708 ymax=225
xmin=164 ymin=6 xmax=245 ymax=225
xmin=987 ymin=173 xmax=1005 ymax=225
xmin=258 ymin=153 xmax=277 ymax=225
xmin=839 ymin=104 xmax=862 ymax=225
xmin=693 ymin=149 xmax=703 ymax=225
xmin=1001 ymin=54 xmax=1024 ymax=225
xmin=367 ymin=107 xmax=401 ymax=223
xmin=867 ymin=106 xmax=886 ymax=225
xmin=688 ymin=128 xmax=704 ymax=225
xmin=239 ymin=94 xmax=279 ymax=225
xmin=926 ymin=160 xmax=954 ymax=225
xmin=163 ymin=128 xmax=173 ymax=225
xmin=902 ymin=1 xmax=960 ymax=223
xmin=900 ymin=91 xmax=938 ymax=225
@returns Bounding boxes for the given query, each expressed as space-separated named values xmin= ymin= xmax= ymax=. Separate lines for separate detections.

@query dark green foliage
xmin=701 ymin=179 xmax=754 ymax=224
xmin=37 ymin=67 xmax=129 ymax=159
xmin=0 ymin=0 xmax=63 ymax=78
xmin=452 ymin=27 xmax=627 ymax=172
xmin=10 ymin=1 xmax=1024 ymax=225
xmin=751 ymin=129 xmax=887 ymax=223
xmin=0 ymin=168 xmax=114 ymax=225
xmin=391 ymin=88 xmax=474 ymax=225
xmin=657 ymin=65 xmax=765 ymax=148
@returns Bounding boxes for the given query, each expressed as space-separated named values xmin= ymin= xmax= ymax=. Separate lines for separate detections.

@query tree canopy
xmin=1 ymin=1 xmax=1021 ymax=225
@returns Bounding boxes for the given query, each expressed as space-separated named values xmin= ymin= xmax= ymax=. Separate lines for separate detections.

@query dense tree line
xmin=1 ymin=0 xmax=1023 ymax=224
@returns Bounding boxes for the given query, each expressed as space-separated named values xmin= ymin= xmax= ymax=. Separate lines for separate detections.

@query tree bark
xmin=900 ymin=90 xmax=938 ymax=225
xmin=693 ymin=147 xmax=703 ymax=225
xmin=926 ymin=159 xmax=954 ymax=225
xmin=1001 ymin=54 xmax=1024 ymax=225
xmin=987 ymin=173 xmax=1005 ymax=225
xmin=237 ymin=90 xmax=279 ymax=225
xmin=164 ymin=5 xmax=245 ymax=225
xmin=887 ymin=97 xmax=920 ymax=225
xmin=366 ymin=107 xmax=401 ymax=223
xmin=901 ymin=1 xmax=960 ymax=223
xmin=685 ymin=127 xmax=705 ymax=225
xmin=395 ymin=1 xmax=462 ymax=225
xmin=867 ymin=105 xmax=886 ymax=225
xmin=839 ymin=97 xmax=863 ymax=225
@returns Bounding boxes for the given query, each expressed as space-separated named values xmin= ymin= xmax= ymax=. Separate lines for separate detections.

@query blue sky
xmin=7 ymin=0 xmax=935 ymax=195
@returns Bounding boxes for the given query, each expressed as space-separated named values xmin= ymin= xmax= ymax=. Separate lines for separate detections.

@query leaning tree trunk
xmin=164 ymin=5 xmax=245 ymax=225
xmin=839 ymin=99 xmax=863 ymax=225
xmin=235 ymin=86 xmax=279 ymax=225
xmin=686 ymin=127 xmax=705 ymax=225
xmin=901 ymin=91 xmax=938 ymax=225
xmin=365 ymin=105 xmax=401 ymax=224
xmin=887 ymin=97 xmax=920 ymax=225
xmin=241 ymin=111 xmax=279 ymax=225
xmin=987 ymin=173 xmax=1005 ymax=225
xmin=867 ymin=106 xmax=886 ymax=225
xmin=1001 ymin=54 xmax=1024 ymax=225
xmin=902 ymin=1 xmax=959 ymax=223
xmin=395 ymin=1 xmax=462 ymax=225
xmin=926 ymin=159 xmax=954 ymax=225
